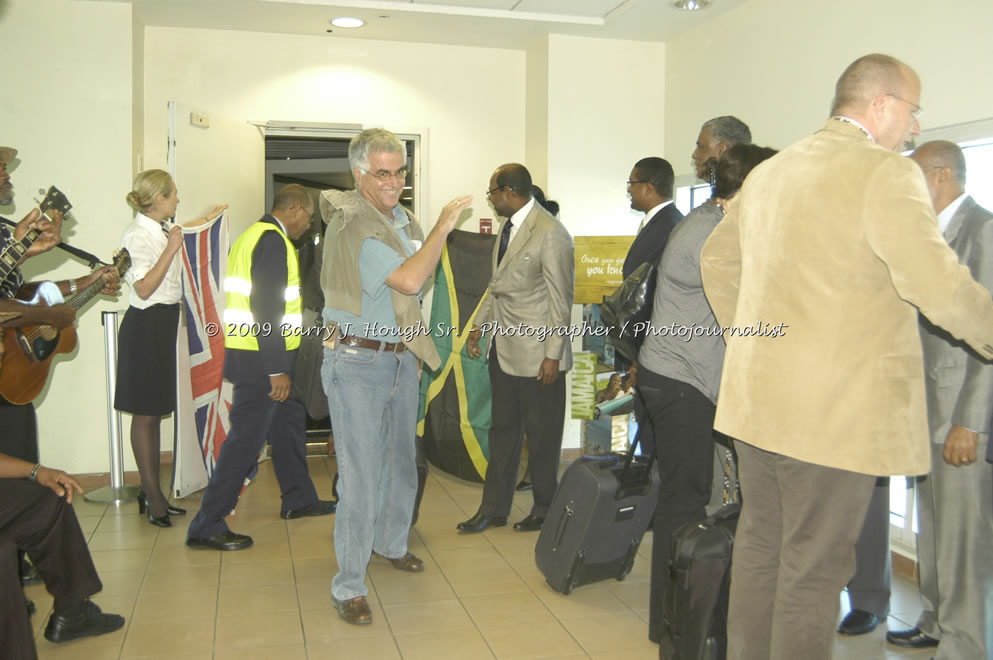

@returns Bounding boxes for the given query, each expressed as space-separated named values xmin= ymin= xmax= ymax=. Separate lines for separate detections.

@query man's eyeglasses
xmin=627 ymin=180 xmax=647 ymax=187
xmin=886 ymin=93 xmax=923 ymax=120
xmin=360 ymin=167 xmax=409 ymax=182
xmin=486 ymin=185 xmax=507 ymax=197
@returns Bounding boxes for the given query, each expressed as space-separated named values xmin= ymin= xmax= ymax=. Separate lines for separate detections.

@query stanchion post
xmin=84 ymin=311 xmax=140 ymax=504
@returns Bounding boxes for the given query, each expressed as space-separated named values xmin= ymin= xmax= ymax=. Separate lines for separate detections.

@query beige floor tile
xmin=382 ymin=598 xmax=475 ymax=635
xmin=415 ymin=525 xmax=497 ymax=551
xmin=591 ymin=648 xmax=662 ymax=660
xmin=300 ymin=604 xmax=391 ymax=644
xmin=219 ymin=558 xmax=295 ymax=588
xmin=88 ymin=529 xmax=160 ymax=552
xmin=461 ymin=591 xmax=556 ymax=629
xmin=217 ymin=582 xmax=299 ymax=616
xmin=604 ymin=579 xmax=650 ymax=611
xmin=141 ymin=564 xmax=220 ymax=592
xmin=214 ymin=645 xmax=308 ymax=660
xmin=77 ymin=515 xmax=102 ymax=535
xmin=147 ymin=543 xmax=222 ymax=569
xmin=293 ymin=556 xmax=338 ymax=582
xmin=36 ymin=637 xmax=123 ymax=660
xmin=215 ymin=610 xmax=304 ymax=648
xmin=296 ymin=579 xmax=336 ymax=611
xmin=443 ymin=565 xmax=531 ymax=598
xmin=370 ymin=571 xmax=457 ymax=605
xmin=287 ymin=535 xmax=335 ymax=559
xmin=479 ymin=620 xmax=585 ymax=659
xmin=558 ymin=612 xmax=655 ymax=654
xmin=285 ymin=514 xmax=334 ymax=539
xmin=431 ymin=546 xmax=509 ymax=572
xmin=150 ymin=524 xmax=195 ymax=547
xmin=120 ymin=618 xmax=214 ymax=657
xmin=393 ymin=628 xmax=495 ymax=660
xmin=305 ymin=636 xmax=401 ymax=659
xmin=120 ymin=654 xmax=212 ymax=660
xmin=132 ymin=588 xmax=217 ymax=622
xmin=96 ymin=511 xmax=156 ymax=533
xmin=536 ymin=585 xmax=630 ymax=619
xmin=89 ymin=548 xmax=152 ymax=574
xmin=219 ymin=539 xmax=292 ymax=564
xmin=94 ymin=569 xmax=146 ymax=600
xmin=72 ymin=499 xmax=112 ymax=518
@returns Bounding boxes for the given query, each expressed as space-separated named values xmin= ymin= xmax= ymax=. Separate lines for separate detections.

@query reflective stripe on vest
xmin=224 ymin=222 xmax=302 ymax=351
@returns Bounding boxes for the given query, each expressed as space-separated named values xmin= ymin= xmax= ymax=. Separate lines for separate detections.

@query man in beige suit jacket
xmin=460 ymin=163 xmax=574 ymax=533
xmin=700 ymin=55 xmax=993 ymax=660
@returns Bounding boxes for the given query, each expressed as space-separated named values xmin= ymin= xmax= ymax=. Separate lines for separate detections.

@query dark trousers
xmin=0 ymin=401 xmax=38 ymax=463
xmin=480 ymin=345 xmax=566 ymax=519
xmin=637 ymin=369 xmax=716 ymax=642
xmin=187 ymin=380 xmax=318 ymax=539
xmin=0 ymin=479 xmax=103 ymax=660
xmin=846 ymin=476 xmax=891 ymax=617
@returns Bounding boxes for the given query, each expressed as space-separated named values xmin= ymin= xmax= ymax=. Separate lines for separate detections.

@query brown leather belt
xmin=339 ymin=334 xmax=407 ymax=353
xmin=323 ymin=323 xmax=406 ymax=353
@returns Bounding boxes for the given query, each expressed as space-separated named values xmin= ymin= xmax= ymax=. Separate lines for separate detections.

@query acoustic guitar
xmin=0 ymin=249 xmax=131 ymax=404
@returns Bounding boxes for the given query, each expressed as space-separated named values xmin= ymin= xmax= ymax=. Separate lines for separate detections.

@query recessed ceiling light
xmin=330 ymin=17 xmax=364 ymax=28
xmin=672 ymin=0 xmax=711 ymax=9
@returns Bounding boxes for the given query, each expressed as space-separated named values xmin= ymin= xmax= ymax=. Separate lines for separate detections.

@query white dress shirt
xmin=120 ymin=212 xmax=182 ymax=309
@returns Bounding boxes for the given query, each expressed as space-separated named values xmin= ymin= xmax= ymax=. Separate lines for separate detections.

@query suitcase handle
xmin=618 ymin=385 xmax=655 ymax=483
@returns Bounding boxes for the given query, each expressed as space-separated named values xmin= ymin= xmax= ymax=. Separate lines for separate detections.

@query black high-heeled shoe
xmin=137 ymin=491 xmax=172 ymax=528
xmin=137 ymin=490 xmax=186 ymax=515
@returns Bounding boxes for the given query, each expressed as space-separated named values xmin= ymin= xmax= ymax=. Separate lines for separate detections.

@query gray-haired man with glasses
xmin=319 ymin=128 xmax=470 ymax=625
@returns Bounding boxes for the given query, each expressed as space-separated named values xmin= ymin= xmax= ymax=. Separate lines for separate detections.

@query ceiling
xmin=114 ymin=0 xmax=747 ymax=50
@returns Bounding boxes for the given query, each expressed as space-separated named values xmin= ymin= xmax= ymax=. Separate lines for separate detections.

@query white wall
xmin=546 ymin=34 xmax=667 ymax=239
xmin=664 ymin=0 xmax=993 ymax=174
xmin=0 ymin=0 xmax=135 ymax=472
xmin=143 ymin=27 xmax=527 ymax=235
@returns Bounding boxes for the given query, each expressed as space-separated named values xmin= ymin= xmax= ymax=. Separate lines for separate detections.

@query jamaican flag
xmin=417 ymin=230 xmax=496 ymax=482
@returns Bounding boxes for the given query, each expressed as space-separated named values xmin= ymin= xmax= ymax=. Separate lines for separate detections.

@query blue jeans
xmin=322 ymin=342 xmax=418 ymax=601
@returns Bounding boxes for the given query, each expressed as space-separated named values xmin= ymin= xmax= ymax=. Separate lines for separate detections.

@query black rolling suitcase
xmin=658 ymin=502 xmax=740 ymax=660
xmin=535 ymin=432 xmax=658 ymax=595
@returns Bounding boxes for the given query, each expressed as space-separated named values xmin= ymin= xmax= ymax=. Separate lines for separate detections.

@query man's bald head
xmin=830 ymin=54 xmax=917 ymax=116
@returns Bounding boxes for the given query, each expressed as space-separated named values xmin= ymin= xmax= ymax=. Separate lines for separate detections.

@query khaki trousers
xmin=727 ymin=442 xmax=874 ymax=660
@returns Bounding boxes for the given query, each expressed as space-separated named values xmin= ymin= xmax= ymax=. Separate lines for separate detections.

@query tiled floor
xmin=27 ymin=456 xmax=934 ymax=659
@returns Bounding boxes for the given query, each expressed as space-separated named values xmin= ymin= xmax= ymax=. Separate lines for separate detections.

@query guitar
xmin=0 ymin=186 xmax=73 ymax=283
xmin=0 ymin=249 xmax=131 ymax=405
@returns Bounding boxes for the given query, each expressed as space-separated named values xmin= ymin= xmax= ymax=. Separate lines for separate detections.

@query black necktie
xmin=497 ymin=220 xmax=513 ymax=265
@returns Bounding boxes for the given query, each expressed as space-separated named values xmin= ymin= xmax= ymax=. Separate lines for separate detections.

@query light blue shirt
xmin=323 ymin=206 xmax=416 ymax=343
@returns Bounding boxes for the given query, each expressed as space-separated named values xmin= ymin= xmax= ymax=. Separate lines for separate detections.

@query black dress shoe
xmin=515 ymin=480 xmax=533 ymax=491
xmin=513 ymin=514 xmax=544 ymax=532
xmin=456 ymin=512 xmax=507 ymax=533
xmin=281 ymin=499 xmax=336 ymax=519
xmin=886 ymin=627 xmax=939 ymax=648
xmin=19 ymin=561 xmax=42 ymax=586
xmin=186 ymin=530 xmax=254 ymax=551
xmin=43 ymin=599 xmax=125 ymax=643
xmin=837 ymin=609 xmax=881 ymax=635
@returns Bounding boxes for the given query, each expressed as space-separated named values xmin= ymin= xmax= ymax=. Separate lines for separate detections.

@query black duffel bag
xmin=600 ymin=261 xmax=657 ymax=363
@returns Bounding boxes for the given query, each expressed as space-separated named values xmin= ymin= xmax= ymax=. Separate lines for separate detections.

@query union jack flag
xmin=173 ymin=213 xmax=231 ymax=496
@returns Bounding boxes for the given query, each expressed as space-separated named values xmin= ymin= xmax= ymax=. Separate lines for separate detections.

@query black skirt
xmin=114 ymin=304 xmax=180 ymax=416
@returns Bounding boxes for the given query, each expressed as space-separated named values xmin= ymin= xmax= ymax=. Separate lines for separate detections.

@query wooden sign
xmin=573 ymin=236 xmax=634 ymax=304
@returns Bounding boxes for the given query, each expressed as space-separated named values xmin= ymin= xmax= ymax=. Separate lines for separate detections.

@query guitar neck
xmin=0 ymin=228 xmax=42 ymax=282
xmin=68 ymin=274 xmax=106 ymax=310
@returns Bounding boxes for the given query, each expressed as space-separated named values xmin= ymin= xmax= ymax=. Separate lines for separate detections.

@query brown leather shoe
xmin=389 ymin=552 xmax=425 ymax=573
xmin=332 ymin=595 xmax=372 ymax=625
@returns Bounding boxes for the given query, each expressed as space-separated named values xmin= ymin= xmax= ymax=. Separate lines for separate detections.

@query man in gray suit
xmin=459 ymin=163 xmax=574 ymax=533
xmin=886 ymin=140 xmax=993 ymax=659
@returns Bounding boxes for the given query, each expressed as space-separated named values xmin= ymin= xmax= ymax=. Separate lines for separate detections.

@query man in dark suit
xmin=886 ymin=141 xmax=993 ymax=659
xmin=186 ymin=184 xmax=334 ymax=551
xmin=621 ymin=157 xmax=683 ymax=279
xmin=460 ymin=163 xmax=575 ymax=533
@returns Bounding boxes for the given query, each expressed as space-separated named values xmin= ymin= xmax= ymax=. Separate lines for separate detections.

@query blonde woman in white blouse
xmin=115 ymin=169 xmax=224 ymax=526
